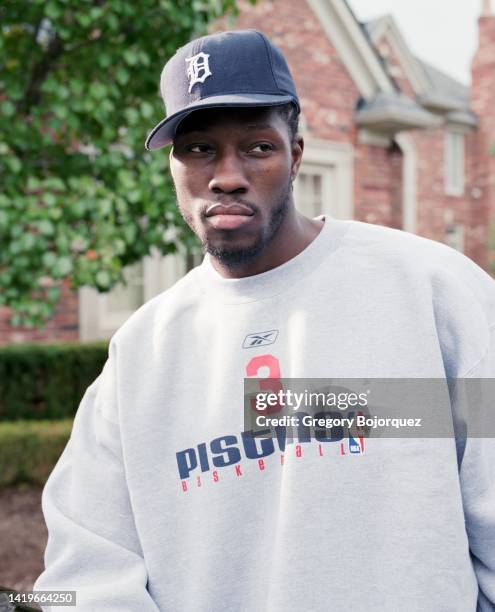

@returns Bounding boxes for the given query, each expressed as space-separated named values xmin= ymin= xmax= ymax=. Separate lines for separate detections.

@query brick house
xmin=2 ymin=0 xmax=494 ymax=344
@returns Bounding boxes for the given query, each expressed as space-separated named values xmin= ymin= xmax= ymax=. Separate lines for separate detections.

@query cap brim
xmin=144 ymin=93 xmax=298 ymax=151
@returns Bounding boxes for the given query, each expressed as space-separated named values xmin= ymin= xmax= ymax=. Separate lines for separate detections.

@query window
xmin=97 ymin=261 xmax=145 ymax=329
xmin=294 ymin=163 xmax=339 ymax=219
xmin=296 ymin=171 xmax=324 ymax=217
xmin=292 ymin=139 xmax=353 ymax=221
xmin=445 ymin=223 xmax=464 ymax=253
xmin=444 ymin=131 xmax=465 ymax=196
xmin=79 ymin=251 xmax=187 ymax=341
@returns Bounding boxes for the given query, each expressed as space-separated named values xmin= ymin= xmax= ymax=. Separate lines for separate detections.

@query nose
xmin=208 ymin=150 xmax=249 ymax=194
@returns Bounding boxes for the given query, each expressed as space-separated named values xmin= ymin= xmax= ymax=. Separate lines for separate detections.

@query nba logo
xmin=348 ymin=433 xmax=361 ymax=454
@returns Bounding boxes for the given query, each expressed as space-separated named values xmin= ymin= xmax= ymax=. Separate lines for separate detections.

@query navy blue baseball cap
xmin=144 ymin=29 xmax=300 ymax=150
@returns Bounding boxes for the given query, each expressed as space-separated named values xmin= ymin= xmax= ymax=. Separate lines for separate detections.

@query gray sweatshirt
xmin=34 ymin=216 xmax=495 ymax=611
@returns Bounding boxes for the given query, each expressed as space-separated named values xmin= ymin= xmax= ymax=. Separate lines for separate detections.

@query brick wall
xmin=375 ymin=37 xmax=416 ymax=99
xmin=0 ymin=278 xmax=79 ymax=345
xmin=412 ymin=127 xmax=469 ymax=244
xmin=370 ymin=22 xmax=483 ymax=265
xmin=354 ymin=139 xmax=403 ymax=228
xmin=471 ymin=13 xmax=495 ymax=271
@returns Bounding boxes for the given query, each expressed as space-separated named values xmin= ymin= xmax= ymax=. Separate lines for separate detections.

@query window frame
xmin=444 ymin=223 xmax=465 ymax=253
xmin=294 ymin=138 xmax=354 ymax=220
xmin=444 ymin=129 xmax=465 ymax=197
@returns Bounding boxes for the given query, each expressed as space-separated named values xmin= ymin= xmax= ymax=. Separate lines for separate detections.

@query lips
xmin=205 ymin=203 xmax=255 ymax=217
xmin=205 ymin=203 xmax=255 ymax=231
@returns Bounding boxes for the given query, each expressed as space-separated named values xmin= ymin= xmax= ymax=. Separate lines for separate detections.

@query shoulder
xmin=342 ymin=219 xmax=470 ymax=270
xmin=339 ymin=221 xmax=495 ymax=376
xmin=341 ymin=220 xmax=495 ymax=324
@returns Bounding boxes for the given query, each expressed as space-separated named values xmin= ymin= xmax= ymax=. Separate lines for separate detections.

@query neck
xmin=209 ymin=207 xmax=324 ymax=279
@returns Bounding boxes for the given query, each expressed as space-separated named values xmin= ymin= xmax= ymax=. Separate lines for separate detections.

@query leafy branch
xmin=0 ymin=0 xmax=242 ymax=329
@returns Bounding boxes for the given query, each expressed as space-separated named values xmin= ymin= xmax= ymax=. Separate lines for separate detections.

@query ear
xmin=291 ymin=135 xmax=304 ymax=180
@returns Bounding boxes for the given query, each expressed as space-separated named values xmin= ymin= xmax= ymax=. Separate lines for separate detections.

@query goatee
xmin=177 ymin=179 xmax=292 ymax=270
xmin=205 ymin=192 xmax=289 ymax=269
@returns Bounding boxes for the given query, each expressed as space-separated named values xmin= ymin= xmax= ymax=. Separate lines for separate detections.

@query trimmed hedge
xmin=0 ymin=419 xmax=72 ymax=487
xmin=0 ymin=341 xmax=108 ymax=421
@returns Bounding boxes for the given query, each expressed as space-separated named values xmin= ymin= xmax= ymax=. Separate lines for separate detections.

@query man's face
xmin=169 ymin=106 xmax=303 ymax=269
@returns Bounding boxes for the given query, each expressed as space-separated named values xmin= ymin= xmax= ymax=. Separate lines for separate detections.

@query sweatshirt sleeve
xmin=32 ymin=339 xmax=159 ymax=611
xmin=457 ymin=326 xmax=495 ymax=612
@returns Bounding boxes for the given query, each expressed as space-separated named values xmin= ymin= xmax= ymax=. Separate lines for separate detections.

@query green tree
xmin=0 ymin=0 xmax=244 ymax=328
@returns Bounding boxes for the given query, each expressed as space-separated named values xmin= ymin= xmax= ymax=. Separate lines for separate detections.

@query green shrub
xmin=0 ymin=419 xmax=72 ymax=487
xmin=0 ymin=341 xmax=108 ymax=421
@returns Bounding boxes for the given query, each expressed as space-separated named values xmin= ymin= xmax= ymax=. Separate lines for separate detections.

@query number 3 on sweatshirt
xmin=246 ymin=353 xmax=284 ymax=415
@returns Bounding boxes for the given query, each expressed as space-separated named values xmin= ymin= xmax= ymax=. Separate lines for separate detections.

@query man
xmin=34 ymin=30 xmax=495 ymax=611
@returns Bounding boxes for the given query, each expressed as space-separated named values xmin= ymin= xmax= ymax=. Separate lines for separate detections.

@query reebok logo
xmin=243 ymin=330 xmax=279 ymax=348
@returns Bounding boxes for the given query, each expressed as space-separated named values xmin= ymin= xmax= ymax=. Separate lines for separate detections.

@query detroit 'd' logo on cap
xmin=185 ymin=52 xmax=212 ymax=93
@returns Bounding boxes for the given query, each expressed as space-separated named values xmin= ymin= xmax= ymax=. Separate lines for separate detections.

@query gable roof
xmin=416 ymin=59 xmax=470 ymax=111
xmin=362 ymin=14 xmax=431 ymax=94
xmin=306 ymin=0 xmax=395 ymax=98
xmin=362 ymin=12 xmax=472 ymax=114
xmin=306 ymin=0 xmax=475 ymax=133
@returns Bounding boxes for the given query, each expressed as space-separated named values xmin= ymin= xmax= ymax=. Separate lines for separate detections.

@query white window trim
xmin=445 ymin=223 xmax=465 ymax=253
xmin=444 ymin=130 xmax=465 ymax=197
xmin=395 ymin=133 xmax=417 ymax=234
xmin=97 ymin=261 xmax=145 ymax=330
xmin=295 ymin=138 xmax=354 ymax=220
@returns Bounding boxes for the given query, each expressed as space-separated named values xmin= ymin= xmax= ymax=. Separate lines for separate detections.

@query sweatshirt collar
xmin=195 ymin=215 xmax=349 ymax=304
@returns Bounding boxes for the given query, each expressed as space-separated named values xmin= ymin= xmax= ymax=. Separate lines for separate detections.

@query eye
xmin=249 ymin=142 xmax=274 ymax=154
xmin=186 ymin=143 xmax=213 ymax=154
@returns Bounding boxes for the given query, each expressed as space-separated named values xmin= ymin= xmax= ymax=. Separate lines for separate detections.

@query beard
xmin=176 ymin=178 xmax=292 ymax=270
